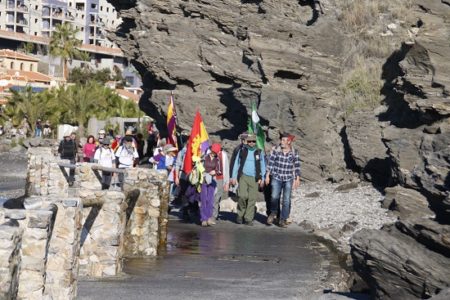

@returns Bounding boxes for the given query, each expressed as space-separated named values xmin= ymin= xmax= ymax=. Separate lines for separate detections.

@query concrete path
xmin=77 ymin=217 xmax=355 ymax=300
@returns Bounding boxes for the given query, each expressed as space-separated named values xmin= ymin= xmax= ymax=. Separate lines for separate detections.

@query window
xmin=10 ymin=62 xmax=14 ymax=69
xmin=91 ymin=4 xmax=97 ymax=9
xmin=106 ymin=7 xmax=109 ymax=12
xmin=35 ymin=18 xmax=38 ymax=23
xmin=100 ymin=6 xmax=103 ymax=11
xmin=30 ymin=64 xmax=33 ymax=71
xmin=20 ymin=63 xmax=24 ymax=71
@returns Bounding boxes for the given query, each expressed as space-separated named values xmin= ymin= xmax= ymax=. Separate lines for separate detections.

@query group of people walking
xmin=174 ymin=131 xmax=301 ymax=228
xmin=57 ymin=125 xmax=302 ymax=228
xmin=58 ymin=128 xmax=139 ymax=189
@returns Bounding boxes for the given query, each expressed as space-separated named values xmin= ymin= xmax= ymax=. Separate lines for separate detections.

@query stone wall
xmin=0 ymin=147 xmax=169 ymax=299
xmin=0 ymin=223 xmax=22 ymax=299
xmin=123 ymin=168 xmax=169 ymax=257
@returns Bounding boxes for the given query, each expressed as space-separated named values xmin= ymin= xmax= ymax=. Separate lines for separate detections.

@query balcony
xmin=16 ymin=4 xmax=28 ymax=13
xmin=6 ymin=14 xmax=14 ymax=24
xmin=52 ymin=12 xmax=65 ymax=20
xmin=42 ymin=7 xmax=50 ymax=17
xmin=17 ymin=18 xmax=28 ymax=26
xmin=6 ymin=1 xmax=15 ymax=10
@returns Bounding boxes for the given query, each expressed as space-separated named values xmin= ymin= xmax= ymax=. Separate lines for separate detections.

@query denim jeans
xmin=270 ymin=178 xmax=293 ymax=220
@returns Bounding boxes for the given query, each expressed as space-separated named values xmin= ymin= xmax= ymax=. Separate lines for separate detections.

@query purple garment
xmin=185 ymin=185 xmax=201 ymax=203
xmin=200 ymin=182 xmax=216 ymax=222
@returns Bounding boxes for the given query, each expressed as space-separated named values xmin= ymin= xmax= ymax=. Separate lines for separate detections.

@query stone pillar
xmin=0 ymin=223 xmax=23 ymax=300
xmin=44 ymin=198 xmax=83 ymax=300
xmin=78 ymin=191 xmax=126 ymax=277
xmin=16 ymin=209 xmax=54 ymax=299
xmin=123 ymin=168 xmax=169 ymax=257
xmin=27 ymin=148 xmax=69 ymax=197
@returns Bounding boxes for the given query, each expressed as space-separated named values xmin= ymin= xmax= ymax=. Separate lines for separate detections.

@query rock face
xmin=108 ymin=0 xmax=350 ymax=182
xmin=108 ymin=1 xmax=450 ymax=298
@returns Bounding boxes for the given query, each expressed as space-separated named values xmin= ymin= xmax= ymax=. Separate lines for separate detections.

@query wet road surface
xmin=77 ymin=219 xmax=341 ymax=300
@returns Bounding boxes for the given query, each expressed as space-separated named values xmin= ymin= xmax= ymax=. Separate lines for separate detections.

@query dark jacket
xmin=58 ymin=139 xmax=77 ymax=160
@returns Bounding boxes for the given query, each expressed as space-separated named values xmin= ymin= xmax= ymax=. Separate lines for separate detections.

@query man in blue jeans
xmin=265 ymin=133 xmax=301 ymax=228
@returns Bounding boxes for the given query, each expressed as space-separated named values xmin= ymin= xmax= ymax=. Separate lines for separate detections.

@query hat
xmin=246 ymin=133 xmax=256 ymax=141
xmin=124 ymin=136 xmax=133 ymax=142
xmin=211 ymin=143 xmax=221 ymax=154
xmin=98 ymin=129 xmax=106 ymax=134
xmin=239 ymin=132 xmax=248 ymax=140
xmin=164 ymin=144 xmax=178 ymax=153
xmin=101 ymin=137 xmax=111 ymax=145
xmin=279 ymin=132 xmax=295 ymax=142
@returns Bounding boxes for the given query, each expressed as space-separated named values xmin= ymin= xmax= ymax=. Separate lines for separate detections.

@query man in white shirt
xmin=115 ymin=136 xmax=139 ymax=188
xmin=93 ymin=137 xmax=116 ymax=190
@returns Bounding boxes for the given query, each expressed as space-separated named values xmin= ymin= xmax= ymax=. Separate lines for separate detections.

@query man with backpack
xmin=58 ymin=130 xmax=77 ymax=186
xmin=230 ymin=134 xmax=266 ymax=226
xmin=265 ymin=132 xmax=301 ymax=228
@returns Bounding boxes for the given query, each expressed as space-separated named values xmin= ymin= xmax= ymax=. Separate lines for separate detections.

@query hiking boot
xmin=236 ymin=216 xmax=243 ymax=224
xmin=245 ymin=221 xmax=254 ymax=226
xmin=266 ymin=213 xmax=276 ymax=225
xmin=279 ymin=220 xmax=288 ymax=228
xmin=207 ymin=218 xmax=216 ymax=226
xmin=201 ymin=221 xmax=208 ymax=227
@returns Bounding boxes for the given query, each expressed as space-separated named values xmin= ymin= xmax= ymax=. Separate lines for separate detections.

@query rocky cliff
xmin=107 ymin=0 xmax=450 ymax=298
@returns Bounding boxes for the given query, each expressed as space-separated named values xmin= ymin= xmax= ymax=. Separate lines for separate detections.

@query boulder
xmin=351 ymin=226 xmax=450 ymax=299
xmin=382 ymin=186 xmax=435 ymax=220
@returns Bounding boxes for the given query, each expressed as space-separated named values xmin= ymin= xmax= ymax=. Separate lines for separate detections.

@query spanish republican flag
xmin=167 ymin=93 xmax=178 ymax=149
xmin=183 ymin=111 xmax=210 ymax=174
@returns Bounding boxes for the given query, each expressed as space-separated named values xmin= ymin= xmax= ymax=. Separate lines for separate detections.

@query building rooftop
xmin=1 ymin=69 xmax=51 ymax=83
xmin=0 ymin=49 xmax=40 ymax=62
xmin=115 ymin=88 xmax=140 ymax=103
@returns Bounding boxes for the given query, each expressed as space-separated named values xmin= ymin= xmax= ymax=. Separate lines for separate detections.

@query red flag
xmin=166 ymin=93 xmax=178 ymax=149
xmin=183 ymin=111 xmax=209 ymax=174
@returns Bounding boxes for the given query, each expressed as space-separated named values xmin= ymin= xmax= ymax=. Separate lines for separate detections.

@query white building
xmin=0 ymin=0 xmax=121 ymax=48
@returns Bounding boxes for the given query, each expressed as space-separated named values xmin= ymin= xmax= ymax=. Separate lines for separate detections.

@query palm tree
xmin=4 ymin=87 xmax=48 ymax=133
xmin=49 ymin=23 xmax=81 ymax=80
xmin=77 ymin=51 xmax=91 ymax=70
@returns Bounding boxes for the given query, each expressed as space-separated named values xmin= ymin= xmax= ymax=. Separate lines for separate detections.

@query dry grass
xmin=336 ymin=0 xmax=413 ymax=115
xmin=340 ymin=56 xmax=383 ymax=115
xmin=339 ymin=0 xmax=383 ymax=32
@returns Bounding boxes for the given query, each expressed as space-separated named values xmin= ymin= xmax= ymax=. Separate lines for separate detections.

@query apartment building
xmin=0 ymin=0 xmax=121 ymax=48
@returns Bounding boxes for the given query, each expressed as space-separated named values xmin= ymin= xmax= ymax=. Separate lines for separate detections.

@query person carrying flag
xmin=230 ymin=133 xmax=266 ymax=226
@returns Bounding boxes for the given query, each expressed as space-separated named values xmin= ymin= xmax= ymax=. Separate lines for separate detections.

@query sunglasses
xmin=247 ymin=140 xmax=256 ymax=143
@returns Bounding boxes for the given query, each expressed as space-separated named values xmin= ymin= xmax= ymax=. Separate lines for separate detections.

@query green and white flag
xmin=247 ymin=101 xmax=265 ymax=150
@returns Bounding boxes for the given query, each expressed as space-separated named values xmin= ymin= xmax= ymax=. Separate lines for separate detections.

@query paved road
xmin=77 ymin=218 xmax=350 ymax=300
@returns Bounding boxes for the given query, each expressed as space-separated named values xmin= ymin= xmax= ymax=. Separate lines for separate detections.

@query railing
xmin=57 ymin=162 xmax=128 ymax=190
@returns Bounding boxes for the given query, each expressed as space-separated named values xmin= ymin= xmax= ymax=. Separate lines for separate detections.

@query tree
xmin=20 ymin=42 xmax=35 ymax=54
xmin=4 ymin=87 xmax=51 ymax=133
xmin=56 ymin=81 xmax=102 ymax=136
xmin=69 ymin=68 xmax=113 ymax=85
xmin=49 ymin=23 xmax=81 ymax=80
